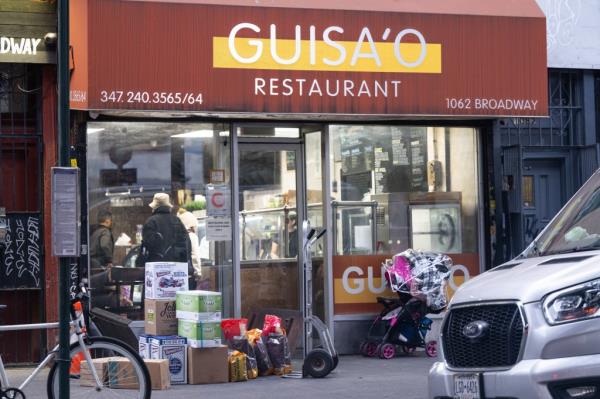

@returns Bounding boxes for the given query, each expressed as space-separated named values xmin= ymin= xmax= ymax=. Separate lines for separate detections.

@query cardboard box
xmin=80 ymin=358 xmax=109 ymax=387
xmin=178 ymin=319 xmax=222 ymax=348
xmin=81 ymin=357 xmax=170 ymax=390
xmin=145 ymin=299 xmax=177 ymax=336
xmin=139 ymin=334 xmax=150 ymax=359
xmin=187 ymin=346 xmax=229 ymax=384
xmin=176 ymin=290 xmax=222 ymax=321
xmin=149 ymin=335 xmax=188 ymax=384
xmin=145 ymin=359 xmax=170 ymax=390
xmin=145 ymin=262 xmax=189 ymax=299
xmin=107 ymin=357 xmax=139 ymax=389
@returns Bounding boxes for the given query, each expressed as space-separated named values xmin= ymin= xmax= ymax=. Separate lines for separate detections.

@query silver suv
xmin=429 ymin=169 xmax=600 ymax=399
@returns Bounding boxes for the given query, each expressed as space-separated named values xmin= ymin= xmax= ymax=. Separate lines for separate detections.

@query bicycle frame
xmin=0 ymin=313 xmax=103 ymax=392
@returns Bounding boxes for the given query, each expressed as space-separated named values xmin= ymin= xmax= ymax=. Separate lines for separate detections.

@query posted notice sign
xmin=206 ymin=185 xmax=230 ymax=218
xmin=206 ymin=218 xmax=232 ymax=242
xmin=51 ymin=167 xmax=81 ymax=257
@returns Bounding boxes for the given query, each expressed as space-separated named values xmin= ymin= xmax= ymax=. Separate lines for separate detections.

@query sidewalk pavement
xmin=7 ymin=353 xmax=436 ymax=399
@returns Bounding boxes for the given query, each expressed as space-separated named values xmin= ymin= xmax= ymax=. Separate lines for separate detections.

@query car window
xmin=528 ymin=172 xmax=600 ymax=256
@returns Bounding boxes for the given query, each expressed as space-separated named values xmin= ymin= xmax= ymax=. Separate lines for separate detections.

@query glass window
xmin=522 ymin=175 xmax=535 ymax=208
xmin=524 ymin=171 xmax=600 ymax=257
xmin=305 ymin=129 xmax=326 ymax=322
xmin=86 ymin=121 xmax=233 ymax=319
xmin=329 ymin=125 xmax=480 ymax=257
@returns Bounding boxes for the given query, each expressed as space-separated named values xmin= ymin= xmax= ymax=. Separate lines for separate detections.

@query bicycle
xmin=0 ymin=283 xmax=151 ymax=399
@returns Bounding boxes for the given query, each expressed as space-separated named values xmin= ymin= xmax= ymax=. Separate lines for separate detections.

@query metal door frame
xmin=231 ymin=136 xmax=307 ymax=320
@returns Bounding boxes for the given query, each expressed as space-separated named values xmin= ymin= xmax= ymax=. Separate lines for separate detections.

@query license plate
xmin=454 ymin=374 xmax=481 ymax=399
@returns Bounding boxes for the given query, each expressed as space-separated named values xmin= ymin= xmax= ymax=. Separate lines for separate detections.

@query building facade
xmin=65 ymin=0 xmax=550 ymax=354
xmin=491 ymin=0 xmax=600 ymax=264
xmin=0 ymin=0 xmax=57 ymax=363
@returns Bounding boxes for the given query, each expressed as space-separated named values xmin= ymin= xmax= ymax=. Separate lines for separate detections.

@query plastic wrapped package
xmin=246 ymin=329 xmax=273 ymax=376
xmin=266 ymin=333 xmax=292 ymax=375
xmin=383 ymin=249 xmax=452 ymax=311
xmin=228 ymin=351 xmax=248 ymax=382
xmin=262 ymin=314 xmax=282 ymax=336
xmin=221 ymin=318 xmax=248 ymax=341
xmin=230 ymin=337 xmax=258 ymax=379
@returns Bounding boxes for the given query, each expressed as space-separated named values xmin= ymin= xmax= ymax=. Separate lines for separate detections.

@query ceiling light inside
xmin=171 ymin=130 xmax=214 ymax=138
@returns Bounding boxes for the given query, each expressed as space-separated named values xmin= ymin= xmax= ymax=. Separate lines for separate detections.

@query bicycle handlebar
xmin=70 ymin=280 xmax=90 ymax=305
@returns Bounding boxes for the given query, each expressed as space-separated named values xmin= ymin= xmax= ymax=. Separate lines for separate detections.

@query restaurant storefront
xmin=69 ymin=0 xmax=547 ymax=353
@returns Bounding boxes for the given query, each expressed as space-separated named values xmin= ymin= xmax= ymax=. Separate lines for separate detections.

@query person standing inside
xmin=286 ymin=212 xmax=298 ymax=258
xmin=177 ymin=209 xmax=202 ymax=285
xmin=89 ymin=210 xmax=115 ymax=309
xmin=137 ymin=193 xmax=195 ymax=288
xmin=90 ymin=210 xmax=114 ymax=270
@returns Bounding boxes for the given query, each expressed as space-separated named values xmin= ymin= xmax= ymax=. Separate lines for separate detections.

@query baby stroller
xmin=359 ymin=250 xmax=452 ymax=359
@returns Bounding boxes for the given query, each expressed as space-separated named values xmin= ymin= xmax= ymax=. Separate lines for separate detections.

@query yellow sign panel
xmin=334 ymin=278 xmax=394 ymax=304
xmin=213 ymin=37 xmax=442 ymax=74
xmin=334 ymin=276 xmax=466 ymax=305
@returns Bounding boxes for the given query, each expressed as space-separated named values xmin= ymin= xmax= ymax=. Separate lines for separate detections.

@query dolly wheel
xmin=303 ymin=349 xmax=334 ymax=378
xmin=332 ymin=354 xmax=339 ymax=370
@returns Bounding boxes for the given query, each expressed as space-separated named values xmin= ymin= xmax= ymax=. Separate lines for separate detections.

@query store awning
xmin=70 ymin=0 xmax=548 ymax=117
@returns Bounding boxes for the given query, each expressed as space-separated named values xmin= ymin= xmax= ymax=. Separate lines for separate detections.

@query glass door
xmin=237 ymin=143 xmax=305 ymax=318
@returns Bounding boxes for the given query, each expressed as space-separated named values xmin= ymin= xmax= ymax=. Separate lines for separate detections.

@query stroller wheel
xmin=359 ymin=341 xmax=368 ymax=356
xmin=401 ymin=345 xmax=416 ymax=355
xmin=364 ymin=342 xmax=378 ymax=357
xmin=377 ymin=343 xmax=396 ymax=359
xmin=425 ymin=341 xmax=438 ymax=358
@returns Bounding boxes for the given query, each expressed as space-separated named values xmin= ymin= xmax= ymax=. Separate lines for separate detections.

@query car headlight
xmin=543 ymin=279 xmax=600 ymax=325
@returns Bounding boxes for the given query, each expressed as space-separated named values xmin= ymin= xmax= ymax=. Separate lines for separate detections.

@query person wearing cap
xmin=286 ymin=212 xmax=298 ymax=258
xmin=137 ymin=193 xmax=194 ymax=287
xmin=177 ymin=209 xmax=202 ymax=282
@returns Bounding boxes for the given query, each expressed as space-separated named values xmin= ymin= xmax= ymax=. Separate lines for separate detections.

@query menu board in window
xmin=340 ymin=134 xmax=374 ymax=175
xmin=374 ymin=127 xmax=428 ymax=193
xmin=408 ymin=128 xmax=428 ymax=191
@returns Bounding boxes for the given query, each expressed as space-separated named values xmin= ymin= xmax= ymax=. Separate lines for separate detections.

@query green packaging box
xmin=178 ymin=319 xmax=222 ymax=348
xmin=176 ymin=290 xmax=222 ymax=321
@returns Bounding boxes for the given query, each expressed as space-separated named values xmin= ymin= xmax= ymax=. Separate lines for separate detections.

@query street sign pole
xmin=57 ymin=0 xmax=71 ymax=397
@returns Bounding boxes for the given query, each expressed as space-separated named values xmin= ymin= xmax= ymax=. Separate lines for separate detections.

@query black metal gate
xmin=0 ymin=63 xmax=45 ymax=364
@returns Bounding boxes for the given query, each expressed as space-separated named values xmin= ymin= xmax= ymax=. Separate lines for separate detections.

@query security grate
xmin=0 ymin=63 xmax=42 ymax=213
xmin=498 ymin=70 xmax=583 ymax=147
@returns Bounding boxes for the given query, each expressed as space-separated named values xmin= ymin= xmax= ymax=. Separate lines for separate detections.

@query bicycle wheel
xmin=46 ymin=336 xmax=151 ymax=399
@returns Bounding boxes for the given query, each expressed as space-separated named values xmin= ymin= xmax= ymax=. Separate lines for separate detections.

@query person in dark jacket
xmin=137 ymin=193 xmax=195 ymax=288
xmin=89 ymin=210 xmax=115 ymax=309
xmin=90 ymin=210 xmax=114 ymax=269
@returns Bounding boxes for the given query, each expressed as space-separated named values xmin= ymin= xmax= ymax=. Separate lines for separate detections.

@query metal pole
xmin=57 ymin=0 xmax=71 ymax=397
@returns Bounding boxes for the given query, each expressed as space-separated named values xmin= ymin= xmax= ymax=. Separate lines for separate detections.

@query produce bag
xmin=246 ymin=329 xmax=273 ymax=376
xmin=230 ymin=337 xmax=258 ymax=379
xmin=262 ymin=314 xmax=282 ymax=336
xmin=266 ymin=333 xmax=292 ymax=375
xmin=228 ymin=351 xmax=248 ymax=382
xmin=221 ymin=318 xmax=248 ymax=341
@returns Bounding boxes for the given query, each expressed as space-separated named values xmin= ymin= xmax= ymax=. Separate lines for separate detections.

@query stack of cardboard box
xmin=176 ymin=290 xmax=228 ymax=384
xmin=142 ymin=262 xmax=190 ymax=386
